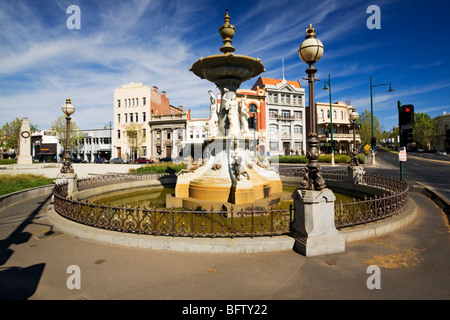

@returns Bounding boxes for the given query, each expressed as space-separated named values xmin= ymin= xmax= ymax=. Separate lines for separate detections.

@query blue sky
xmin=1 ymin=0 xmax=449 ymax=132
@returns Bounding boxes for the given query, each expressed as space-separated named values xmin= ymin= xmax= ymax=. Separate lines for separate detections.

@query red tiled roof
xmin=259 ymin=77 xmax=301 ymax=88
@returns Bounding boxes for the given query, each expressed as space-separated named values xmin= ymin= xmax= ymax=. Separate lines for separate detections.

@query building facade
xmin=251 ymin=77 xmax=306 ymax=156
xmin=316 ymin=101 xmax=361 ymax=154
xmin=113 ymin=82 xmax=185 ymax=161
xmin=75 ymin=127 xmax=113 ymax=162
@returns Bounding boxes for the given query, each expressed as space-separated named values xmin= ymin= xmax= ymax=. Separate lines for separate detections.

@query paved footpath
xmin=0 ymin=181 xmax=449 ymax=303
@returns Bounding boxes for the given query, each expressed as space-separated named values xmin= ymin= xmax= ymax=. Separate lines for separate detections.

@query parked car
xmin=94 ymin=157 xmax=108 ymax=163
xmin=71 ymin=158 xmax=84 ymax=163
xmin=417 ymin=148 xmax=425 ymax=152
xmin=110 ymin=158 xmax=125 ymax=164
xmin=159 ymin=157 xmax=172 ymax=163
xmin=134 ymin=157 xmax=154 ymax=164
xmin=436 ymin=150 xmax=447 ymax=156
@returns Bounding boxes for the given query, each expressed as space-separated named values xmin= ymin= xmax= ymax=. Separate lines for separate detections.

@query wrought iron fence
xmin=279 ymin=168 xmax=409 ymax=229
xmin=77 ymin=173 xmax=172 ymax=191
xmin=53 ymin=169 xmax=408 ymax=237
xmin=54 ymin=183 xmax=293 ymax=238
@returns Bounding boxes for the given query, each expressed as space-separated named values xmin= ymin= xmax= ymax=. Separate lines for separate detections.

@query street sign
xmin=364 ymin=144 xmax=371 ymax=154
xmin=399 ymin=147 xmax=407 ymax=162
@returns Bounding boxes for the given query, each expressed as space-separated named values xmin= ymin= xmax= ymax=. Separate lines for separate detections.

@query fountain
xmin=167 ymin=10 xmax=283 ymax=211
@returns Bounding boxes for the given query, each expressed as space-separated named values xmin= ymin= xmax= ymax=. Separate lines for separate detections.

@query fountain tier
xmin=169 ymin=10 xmax=282 ymax=210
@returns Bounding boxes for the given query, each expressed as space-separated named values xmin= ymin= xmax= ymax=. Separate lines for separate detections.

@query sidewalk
xmin=0 ymin=181 xmax=449 ymax=301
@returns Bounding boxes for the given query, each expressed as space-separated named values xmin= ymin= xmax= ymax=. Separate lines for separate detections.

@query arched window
xmin=249 ymin=104 xmax=257 ymax=114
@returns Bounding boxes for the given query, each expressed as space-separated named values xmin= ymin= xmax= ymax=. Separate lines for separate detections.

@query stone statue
xmin=219 ymin=88 xmax=240 ymax=137
xmin=207 ymin=90 xmax=219 ymax=137
xmin=239 ymin=95 xmax=250 ymax=135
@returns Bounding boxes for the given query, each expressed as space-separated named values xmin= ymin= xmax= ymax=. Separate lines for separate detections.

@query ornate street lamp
xmin=298 ymin=24 xmax=326 ymax=190
xmin=369 ymin=76 xmax=393 ymax=165
xmin=61 ymin=97 xmax=75 ymax=174
xmin=322 ymin=74 xmax=334 ymax=165
xmin=349 ymin=108 xmax=360 ymax=167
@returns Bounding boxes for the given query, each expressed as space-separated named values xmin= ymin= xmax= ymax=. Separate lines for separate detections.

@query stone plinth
xmin=56 ymin=172 xmax=78 ymax=196
xmin=292 ymin=188 xmax=345 ymax=257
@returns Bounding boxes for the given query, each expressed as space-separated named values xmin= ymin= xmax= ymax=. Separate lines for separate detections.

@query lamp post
xmin=298 ymin=24 xmax=326 ymax=190
xmin=251 ymin=106 xmax=257 ymax=158
xmin=349 ymin=108 xmax=360 ymax=167
xmin=61 ymin=97 xmax=75 ymax=174
xmin=369 ymin=76 xmax=393 ymax=166
xmin=322 ymin=74 xmax=334 ymax=165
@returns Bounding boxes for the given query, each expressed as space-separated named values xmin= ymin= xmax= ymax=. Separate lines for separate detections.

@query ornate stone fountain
xmin=168 ymin=10 xmax=283 ymax=210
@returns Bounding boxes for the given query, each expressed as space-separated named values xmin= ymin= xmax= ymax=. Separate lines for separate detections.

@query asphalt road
xmin=367 ymin=149 xmax=450 ymax=204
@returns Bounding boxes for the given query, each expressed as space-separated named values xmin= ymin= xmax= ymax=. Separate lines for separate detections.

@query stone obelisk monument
xmin=17 ymin=118 xmax=33 ymax=165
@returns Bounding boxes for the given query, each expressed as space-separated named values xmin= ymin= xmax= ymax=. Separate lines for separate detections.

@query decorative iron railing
xmin=77 ymin=173 xmax=173 ymax=191
xmin=54 ymin=183 xmax=293 ymax=238
xmin=278 ymin=168 xmax=409 ymax=229
xmin=53 ymin=169 xmax=408 ymax=237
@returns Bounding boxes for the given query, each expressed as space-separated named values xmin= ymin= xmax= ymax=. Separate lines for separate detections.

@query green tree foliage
xmin=51 ymin=116 xmax=83 ymax=149
xmin=1 ymin=118 xmax=38 ymax=152
xmin=356 ymin=109 xmax=385 ymax=146
xmin=412 ymin=112 xmax=440 ymax=149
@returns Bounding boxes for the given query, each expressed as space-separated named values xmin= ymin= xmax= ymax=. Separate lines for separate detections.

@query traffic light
xmin=371 ymin=137 xmax=376 ymax=147
xmin=400 ymin=127 xmax=413 ymax=147
xmin=399 ymin=104 xmax=414 ymax=126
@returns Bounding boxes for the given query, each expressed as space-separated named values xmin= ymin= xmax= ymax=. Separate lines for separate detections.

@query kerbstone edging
xmin=47 ymin=197 xmax=417 ymax=253
xmin=0 ymin=184 xmax=54 ymax=209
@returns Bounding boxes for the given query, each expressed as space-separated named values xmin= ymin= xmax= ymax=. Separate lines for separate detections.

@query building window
xmin=135 ymin=113 xmax=138 ymax=122
xmin=117 ymin=100 xmax=121 ymax=108
xmin=130 ymin=113 xmax=133 ymax=122
xmin=294 ymin=125 xmax=302 ymax=135
xmin=281 ymin=110 xmax=290 ymax=119
xmin=117 ymin=114 xmax=120 ymax=123
xmin=327 ymin=110 xmax=330 ymax=119
xmin=142 ymin=146 xmax=147 ymax=157
xmin=143 ymin=112 xmax=146 ymax=122
xmin=117 ymin=130 xmax=121 ymax=139
xmin=294 ymin=111 xmax=302 ymax=120
xmin=282 ymin=125 xmax=290 ymax=135
xmin=143 ymin=97 xmax=146 ymax=105
xmin=341 ymin=111 xmax=344 ymax=119
xmin=273 ymin=94 xmax=278 ymax=103
xmin=143 ymin=129 xmax=146 ymax=138
xmin=269 ymin=124 xmax=278 ymax=136
xmin=333 ymin=110 xmax=336 ymax=119
xmin=249 ymin=104 xmax=257 ymax=114
xmin=125 ymin=113 xmax=128 ymax=122
xmin=320 ymin=109 xmax=324 ymax=119
xmin=269 ymin=109 xmax=277 ymax=119
xmin=167 ymin=131 xmax=171 ymax=139
xmin=270 ymin=141 xmax=278 ymax=151
xmin=136 ymin=98 xmax=139 ymax=106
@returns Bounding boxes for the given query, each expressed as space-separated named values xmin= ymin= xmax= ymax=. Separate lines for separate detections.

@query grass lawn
xmin=0 ymin=174 xmax=54 ymax=196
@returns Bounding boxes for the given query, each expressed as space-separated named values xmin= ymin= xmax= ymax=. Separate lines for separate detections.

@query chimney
xmin=153 ymin=86 xmax=158 ymax=92
xmin=162 ymin=91 xmax=166 ymax=96
xmin=187 ymin=109 xmax=191 ymax=120
xmin=179 ymin=105 xmax=183 ymax=111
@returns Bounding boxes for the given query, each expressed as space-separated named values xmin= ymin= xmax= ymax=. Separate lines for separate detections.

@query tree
xmin=412 ymin=112 xmax=439 ymax=150
xmin=125 ymin=123 xmax=146 ymax=160
xmin=1 ymin=118 xmax=38 ymax=153
xmin=51 ymin=116 xmax=83 ymax=152
xmin=356 ymin=109 xmax=385 ymax=147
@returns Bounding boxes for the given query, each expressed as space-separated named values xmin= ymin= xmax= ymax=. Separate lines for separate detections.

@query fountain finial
xmin=219 ymin=9 xmax=236 ymax=53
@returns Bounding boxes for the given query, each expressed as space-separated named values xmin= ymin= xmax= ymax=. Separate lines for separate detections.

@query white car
xmin=436 ymin=150 xmax=447 ymax=156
